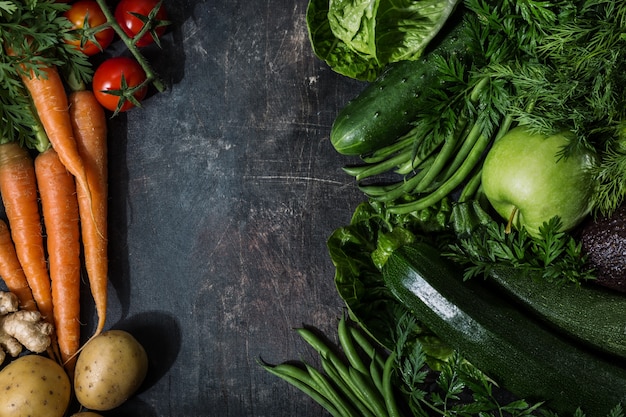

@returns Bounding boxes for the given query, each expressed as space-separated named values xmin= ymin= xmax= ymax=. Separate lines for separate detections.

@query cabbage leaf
xmin=306 ymin=0 xmax=461 ymax=80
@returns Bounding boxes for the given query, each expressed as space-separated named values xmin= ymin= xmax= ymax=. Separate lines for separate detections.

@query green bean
xmin=338 ymin=316 xmax=369 ymax=375
xmin=492 ymin=114 xmax=515 ymax=142
xmin=348 ymin=326 xmax=385 ymax=371
xmin=304 ymin=363 xmax=360 ymax=417
xmin=296 ymin=327 xmax=353 ymax=384
xmin=359 ymin=156 xmax=436 ymax=201
xmin=457 ymin=167 xmax=482 ymax=203
xmin=265 ymin=362 xmax=320 ymax=389
xmin=430 ymin=123 xmax=478 ymax=187
xmin=360 ymin=128 xmax=418 ymax=163
xmin=393 ymin=139 xmax=442 ymax=176
xmin=382 ymin=351 xmax=403 ymax=417
xmin=412 ymin=134 xmax=460 ymax=193
xmin=457 ymin=114 xmax=514 ymax=203
xmin=349 ymin=366 xmax=390 ymax=417
xmin=343 ymin=151 xmax=414 ymax=181
xmin=388 ymin=130 xmax=491 ymax=214
xmin=369 ymin=352 xmax=385 ymax=396
xmin=261 ymin=363 xmax=343 ymax=417
xmin=407 ymin=105 xmax=473 ymax=193
xmin=321 ymin=357 xmax=377 ymax=417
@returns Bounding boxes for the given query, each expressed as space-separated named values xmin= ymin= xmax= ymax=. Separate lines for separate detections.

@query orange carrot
xmin=19 ymin=66 xmax=94 ymax=221
xmin=35 ymin=147 xmax=81 ymax=373
xmin=0 ymin=142 xmax=53 ymax=322
xmin=69 ymin=90 xmax=109 ymax=337
xmin=0 ymin=219 xmax=36 ymax=311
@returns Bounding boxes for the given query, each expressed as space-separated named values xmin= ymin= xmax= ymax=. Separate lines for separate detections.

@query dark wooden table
xmin=102 ymin=0 xmax=366 ymax=415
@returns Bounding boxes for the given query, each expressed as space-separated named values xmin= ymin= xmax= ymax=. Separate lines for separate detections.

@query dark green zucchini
xmin=329 ymin=13 xmax=470 ymax=156
xmin=489 ymin=267 xmax=626 ymax=361
xmin=451 ymin=199 xmax=626 ymax=362
xmin=383 ymin=242 xmax=626 ymax=415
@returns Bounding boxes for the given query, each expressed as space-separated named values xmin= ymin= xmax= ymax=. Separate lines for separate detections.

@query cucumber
xmin=329 ymin=12 xmax=470 ymax=156
xmin=383 ymin=242 xmax=626 ymax=415
xmin=489 ymin=267 xmax=626 ymax=361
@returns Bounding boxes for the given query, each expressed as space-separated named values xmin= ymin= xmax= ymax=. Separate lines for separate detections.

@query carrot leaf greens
xmin=0 ymin=0 xmax=92 ymax=149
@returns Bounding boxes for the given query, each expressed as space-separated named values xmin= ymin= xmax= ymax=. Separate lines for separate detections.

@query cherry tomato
xmin=92 ymin=57 xmax=148 ymax=112
xmin=114 ymin=0 xmax=169 ymax=47
xmin=64 ymin=0 xmax=115 ymax=56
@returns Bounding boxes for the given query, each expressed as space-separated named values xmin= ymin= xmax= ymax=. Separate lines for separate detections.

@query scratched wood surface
xmin=99 ymin=0 xmax=366 ymax=415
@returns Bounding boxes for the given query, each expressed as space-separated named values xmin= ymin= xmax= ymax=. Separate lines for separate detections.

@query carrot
xmin=0 ymin=142 xmax=53 ymax=322
xmin=69 ymin=90 xmax=109 ymax=337
xmin=19 ymin=66 xmax=94 ymax=223
xmin=0 ymin=219 xmax=37 ymax=311
xmin=35 ymin=147 xmax=82 ymax=373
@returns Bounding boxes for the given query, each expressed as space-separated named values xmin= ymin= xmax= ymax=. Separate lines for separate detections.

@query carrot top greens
xmin=0 ymin=1 xmax=92 ymax=150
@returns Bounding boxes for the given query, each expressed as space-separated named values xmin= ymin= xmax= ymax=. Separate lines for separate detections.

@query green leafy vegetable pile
xmin=328 ymin=0 xmax=626 ymax=219
xmin=265 ymin=0 xmax=626 ymax=415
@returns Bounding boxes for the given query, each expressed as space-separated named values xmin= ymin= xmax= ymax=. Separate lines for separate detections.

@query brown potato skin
xmin=74 ymin=330 xmax=148 ymax=411
xmin=0 ymin=354 xmax=71 ymax=417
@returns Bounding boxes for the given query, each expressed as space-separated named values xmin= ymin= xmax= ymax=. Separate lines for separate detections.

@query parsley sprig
xmin=391 ymin=312 xmax=546 ymax=416
xmin=447 ymin=215 xmax=595 ymax=285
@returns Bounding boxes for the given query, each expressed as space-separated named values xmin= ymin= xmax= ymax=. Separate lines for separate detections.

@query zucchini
xmin=329 ymin=12 xmax=470 ymax=156
xmin=383 ymin=242 xmax=626 ymax=415
xmin=489 ymin=267 xmax=626 ymax=361
xmin=451 ymin=200 xmax=626 ymax=361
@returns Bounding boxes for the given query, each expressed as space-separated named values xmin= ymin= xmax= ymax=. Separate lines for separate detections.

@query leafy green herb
xmin=391 ymin=311 xmax=548 ymax=416
xmin=0 ymin=1 xmax=16 ymax=14
xmin=446 ymin=201 xmax=594 ymax=285
xmin=472 ymin=0 xmax=626 ymax=215
xmin=592 ymin=142 xmax=626 ymax=216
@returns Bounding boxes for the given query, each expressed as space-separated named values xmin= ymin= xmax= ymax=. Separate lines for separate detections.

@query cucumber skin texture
xmin=329 ymin=60 xmax=431 ymax=156
xmin=490 ymin=267 xmax=626 ymax=361
xmin=329 ymin=18 xmax=469 ymax=156
xmin=383 ymin=243 xmax=626 ymax=415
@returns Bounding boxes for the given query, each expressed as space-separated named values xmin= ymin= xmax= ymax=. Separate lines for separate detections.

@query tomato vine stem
xmin=94 ymin=0 xmax=166 ymax=92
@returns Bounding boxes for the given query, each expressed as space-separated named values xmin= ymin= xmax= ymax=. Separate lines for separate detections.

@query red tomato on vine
xmin=115 ymin=0 xmax=169 ymax=47
xmin=64 ymin=0 xmax=115 ymax=56
xmin=92 ymin=57 xmax=148 ymax=113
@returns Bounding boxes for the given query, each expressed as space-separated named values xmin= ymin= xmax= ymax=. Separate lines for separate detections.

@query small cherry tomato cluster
xmin=63 ymin=0 xmax=169 ymax=113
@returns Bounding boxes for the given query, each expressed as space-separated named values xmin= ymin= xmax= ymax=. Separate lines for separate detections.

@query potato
xmin=70 ymin=413 xmax=104 ymax=417
xmin=74 ymin=329 xmax=148 ymax=411
xmin=0 ymin=354 xmax=71 ymax=417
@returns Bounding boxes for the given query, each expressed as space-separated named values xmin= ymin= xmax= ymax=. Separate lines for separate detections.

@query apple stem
xmin=505 ymin=207 xmax=518 ymax=234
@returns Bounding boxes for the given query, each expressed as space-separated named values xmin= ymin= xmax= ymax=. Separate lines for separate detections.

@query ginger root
xmin=0 ymin=291 xmax=54 ymax=364
xmin=0 ymin=292 xmax=18 ymax=315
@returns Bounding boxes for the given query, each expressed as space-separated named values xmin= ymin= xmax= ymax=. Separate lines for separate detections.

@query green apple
xmin=481 ymin=126 xmax=596 ymax=237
